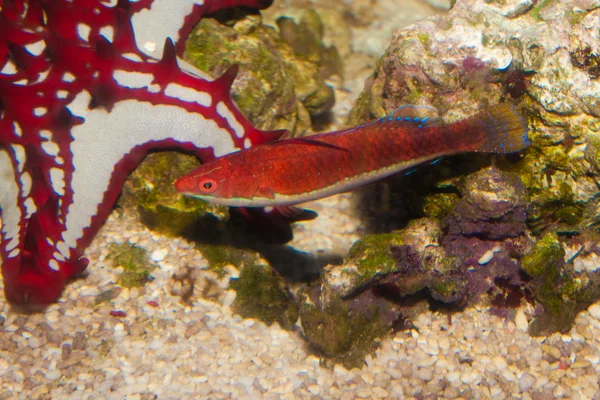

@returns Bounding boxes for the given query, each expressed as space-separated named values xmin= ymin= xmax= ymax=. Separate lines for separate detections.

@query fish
xmin=0 ymin=0 xmax=277 ymax=306
xmin=175 ymin=103 xmax=529 ymax=207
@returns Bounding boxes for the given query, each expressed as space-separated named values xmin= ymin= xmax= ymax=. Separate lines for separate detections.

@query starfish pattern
xmin=0 ymin=0 xmax=279 ymax=306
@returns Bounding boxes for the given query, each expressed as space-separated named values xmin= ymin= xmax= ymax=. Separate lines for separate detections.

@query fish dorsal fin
xmin=378 ymin=105 xmax=441 ymax=128
xmin=270 ymin=137 xmax=348 ymax=151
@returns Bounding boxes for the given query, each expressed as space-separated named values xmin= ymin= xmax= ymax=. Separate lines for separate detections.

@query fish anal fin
xmin=265 ymin=206 xmax=318 ymax=222
xmin=231 ymin=206 xmax=317 ymax=244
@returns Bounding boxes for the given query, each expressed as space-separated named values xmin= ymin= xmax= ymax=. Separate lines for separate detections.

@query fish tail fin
xmin=467 ymin=103 xmax=529 ymax=153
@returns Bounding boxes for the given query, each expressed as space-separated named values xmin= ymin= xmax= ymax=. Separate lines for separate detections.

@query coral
xmin=107 ymin=243 xmax=154 ymax=288
xmin=230 ymin=264 xmax=299 ymax=330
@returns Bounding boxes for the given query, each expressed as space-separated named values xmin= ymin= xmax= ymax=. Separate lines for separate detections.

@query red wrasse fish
xmin=175 ymin=103 xmax=529 ymax=208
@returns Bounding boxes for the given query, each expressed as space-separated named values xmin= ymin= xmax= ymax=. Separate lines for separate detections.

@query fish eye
xmin=198 ymin=178 xmax=217 ymax=193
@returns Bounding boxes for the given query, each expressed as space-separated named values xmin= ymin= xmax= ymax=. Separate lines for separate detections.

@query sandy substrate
xmin=2 ymin=210 xmax=600 ymax=399
xmin=2 ymin=0 xmax=600 ymax=399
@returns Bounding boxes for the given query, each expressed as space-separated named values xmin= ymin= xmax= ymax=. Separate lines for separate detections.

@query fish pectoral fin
xmin=267 ymin=206 xmax=318 ymax=222
xmin=256 ymin=186 xmax=275 ymax=199
xmin=269 ymin=137 xmax=348 ymax=152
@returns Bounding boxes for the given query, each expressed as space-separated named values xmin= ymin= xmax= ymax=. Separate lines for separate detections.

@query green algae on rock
xmin=522 ymin=233 xmax=600 ymax=336
xmin=184 ymin=7 xmax=338 ymax=136
xmin=107 ymin=243 xmax=155 ymax=288
xmin=299 ymin=294 xmax=391 ymax=368
xmin=120 ymin=152 xmax=228 ymax=238
xmin=230 ymin=264 xmax=299 ymax=330
xmin=299 ymin=219 xmax=466 ymax=364
xmin=422 ymin=192 xmax=460 ymax=220
xmin=196 ymin=244 xmax=259 ymax=276
xmin=348 ymin=219 xmax=466 ymax=302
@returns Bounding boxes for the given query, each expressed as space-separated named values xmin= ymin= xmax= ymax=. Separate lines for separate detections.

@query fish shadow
xmin=179 ymin=212 xmax=342 ymax=283
xmin=353 ymin=154 xmax=494 ymax=234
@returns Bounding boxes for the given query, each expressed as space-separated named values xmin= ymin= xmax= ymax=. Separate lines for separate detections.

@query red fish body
xmin=176 ymin=104 xmax=529 ymax=207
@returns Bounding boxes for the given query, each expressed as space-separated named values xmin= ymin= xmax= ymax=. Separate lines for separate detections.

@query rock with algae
xmin=197 ymin=243 xmax=260 ymax=275
xmin=299 ymin=164 xmax=598 ymax=362
xmin=184 ymin=6 xmax=339 ymax=136
xmin=443 ymin=167 xmax=532 ymax=303
xmin=350 ymin=0 xmax=600 ymax=235
xmin=299 ymin=218 xmax=466 ymax=366
xmin=107 ymin=243 xmax=155 ymax=288
xmin=230 ymin=264 xmax=299 ymax=330
xmin=262 ymin=1 xmax=353 ymax=62
xmin=120 ymin=152 xmax=228 ymax=239
xmin=521 ymin=232 xmax=600 ymax=336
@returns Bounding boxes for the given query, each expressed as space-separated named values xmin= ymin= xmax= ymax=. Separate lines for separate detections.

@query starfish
xmin=0 ymin=0 xmax=280 ymax=306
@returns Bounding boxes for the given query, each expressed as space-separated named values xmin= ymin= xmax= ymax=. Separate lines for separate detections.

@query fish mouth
xmin=174 ymin=176 xmax=197 ymax=195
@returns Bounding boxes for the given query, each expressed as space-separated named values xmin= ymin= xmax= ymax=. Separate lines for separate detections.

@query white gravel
xmin=1 ymin=208 xmax=600 ymax=399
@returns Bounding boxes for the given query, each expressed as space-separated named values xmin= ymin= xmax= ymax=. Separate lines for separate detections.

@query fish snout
xmin=174 ymin=175 xmax=196 ymax=194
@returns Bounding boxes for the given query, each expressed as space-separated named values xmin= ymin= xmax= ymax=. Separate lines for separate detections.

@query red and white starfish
xmin=0 ymin=0 xmax=279 ymax=306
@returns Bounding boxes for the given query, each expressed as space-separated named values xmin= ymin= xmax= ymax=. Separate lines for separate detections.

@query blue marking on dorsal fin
xmin=382 ymin=104 xmax=441 ymax=128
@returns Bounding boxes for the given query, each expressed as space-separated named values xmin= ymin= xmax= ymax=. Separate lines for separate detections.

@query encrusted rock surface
xmin=120 ymin=152 xmax=228 ymax=239
xmin=297 ymin=0 xmax=600 ymax=358
xmin=300 ymin=167 xmax=534 ymax=361
xmin=351 ymin=0 xmax=600 ymax=235
xmin=230 ymin=263 xmax=299 ymax=330
xmin=300 ymin=158 xmax=600 ymax=358
xmin=185 ymin=7 xmax=339 ymax=136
